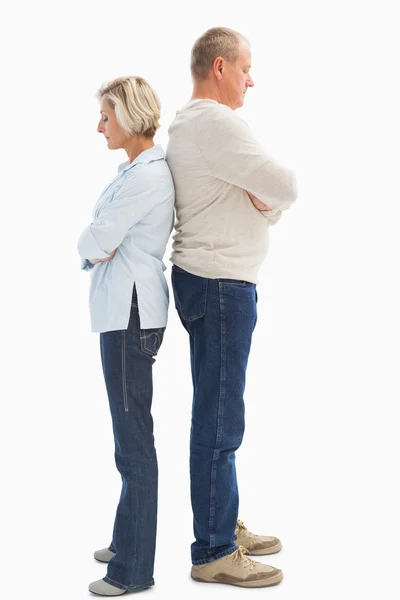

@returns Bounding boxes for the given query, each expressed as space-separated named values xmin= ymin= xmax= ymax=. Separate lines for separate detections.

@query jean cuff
xmin=103 ymin=575 xmax=154 ymax=592
xmin=192 ymin=543 xmax=238 ymax=566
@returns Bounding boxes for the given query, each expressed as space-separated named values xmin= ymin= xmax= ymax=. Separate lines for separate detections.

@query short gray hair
xmin=97 ymin=76 xmax=160 ymax=138
xmin=191 ymin=27 xmax=249 ymax=81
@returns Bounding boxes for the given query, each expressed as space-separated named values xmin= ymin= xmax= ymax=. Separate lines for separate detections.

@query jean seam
xmin=121 ymin=330 xmax=128 ymax=412
xmin=208 ymin=283 xmax=226 ymax=548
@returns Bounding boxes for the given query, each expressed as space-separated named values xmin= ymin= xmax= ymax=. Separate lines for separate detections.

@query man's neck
xmin=191 ymin=82 xmax=222 ymax=104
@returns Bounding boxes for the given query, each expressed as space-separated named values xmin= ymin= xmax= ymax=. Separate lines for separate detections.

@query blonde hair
xmin=191 ymin=27 xmax=249 ymax=81
xmin=97 ymin=76 xmax=160 ymax=138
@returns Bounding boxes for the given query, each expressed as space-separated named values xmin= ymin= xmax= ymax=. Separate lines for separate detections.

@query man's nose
xmin=247 ymin=76 xmax=254 ymax=88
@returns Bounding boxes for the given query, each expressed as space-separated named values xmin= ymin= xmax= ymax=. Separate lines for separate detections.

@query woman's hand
xmin=89 ymin=248 xmax=117 ymax=265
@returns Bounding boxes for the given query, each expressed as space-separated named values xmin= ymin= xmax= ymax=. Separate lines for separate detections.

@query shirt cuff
xmin=260 ymin=208 xmax=283 ymax=225
xmin=77 ymin=225 xmax=110 ymax=260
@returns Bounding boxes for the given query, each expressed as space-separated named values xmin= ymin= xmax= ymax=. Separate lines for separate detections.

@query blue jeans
xmin=171 ymin=265 xmax=257 ymax=565
xmin=99 ymin=287 xmax=164 ymax=591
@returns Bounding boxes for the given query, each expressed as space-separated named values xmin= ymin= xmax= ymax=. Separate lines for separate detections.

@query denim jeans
xmin=99 ymin=287 xmax=165 ymax=591
xmin=171 ymin=265 xmax=257 ymax=565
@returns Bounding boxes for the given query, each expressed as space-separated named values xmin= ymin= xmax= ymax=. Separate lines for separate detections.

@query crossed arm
xmin=78 ymin=167 xmax=159 ymax=265
xmin=85 ymin=190 xmax=268 ymax=266
xmin=196 ymin=111 xmax=297 ymax=222
xmin=80 ymin=116 xmax=294 ymax=265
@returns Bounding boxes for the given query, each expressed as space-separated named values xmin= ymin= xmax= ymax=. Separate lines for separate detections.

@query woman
xmin=77 ymin=76 xmax=174 ymax=596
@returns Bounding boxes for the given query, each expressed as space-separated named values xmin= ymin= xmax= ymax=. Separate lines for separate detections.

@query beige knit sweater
xmin=166 ymin=99 xmax=297 ymax=283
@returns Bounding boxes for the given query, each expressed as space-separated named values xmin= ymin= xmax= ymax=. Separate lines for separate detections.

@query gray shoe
xmin=94 ymin=548 xmax=117 ymax=563
xmin=89 ymin=578 xmax=126 ymax=596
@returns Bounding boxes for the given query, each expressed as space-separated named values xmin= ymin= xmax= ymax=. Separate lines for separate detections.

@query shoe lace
xmin=230 ymin=545 xmax=256 ymax=570
xmin=236 ymin=520 xmax=260 ymax=545
xmin=236 ymin=519 xmax=247 ymax=533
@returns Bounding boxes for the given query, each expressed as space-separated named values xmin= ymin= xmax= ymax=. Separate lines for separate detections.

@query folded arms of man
xmin=196 ymin=110 xmax=297 ymax=224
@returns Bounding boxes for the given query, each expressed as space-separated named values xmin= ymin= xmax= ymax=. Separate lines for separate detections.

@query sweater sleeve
xmin=196 ymin=110 xmax=297 ymax=219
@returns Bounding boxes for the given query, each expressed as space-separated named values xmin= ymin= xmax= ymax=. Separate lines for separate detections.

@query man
xmin=166 ymin=27 xmax=297 ymax=588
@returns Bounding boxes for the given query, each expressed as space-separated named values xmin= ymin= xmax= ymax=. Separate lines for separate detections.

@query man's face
xmin=224 ymin=45 xmax=254 ymax=110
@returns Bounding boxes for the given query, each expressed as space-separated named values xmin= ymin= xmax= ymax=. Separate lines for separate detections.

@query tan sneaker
xmin=235 ymin=519 xmax=282 ymax=555
xmin=191 ymin=545 xmax=282 ymax=588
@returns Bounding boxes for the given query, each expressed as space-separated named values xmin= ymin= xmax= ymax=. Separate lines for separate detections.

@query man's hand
xmin=246 ymin=191 xmax=272 ymax=211
xmin=89 ymin=248 xmax=117 ymax=265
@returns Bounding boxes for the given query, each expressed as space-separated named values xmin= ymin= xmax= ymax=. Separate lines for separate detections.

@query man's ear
xmin=213 ymin=57 xmax=224 ymax=80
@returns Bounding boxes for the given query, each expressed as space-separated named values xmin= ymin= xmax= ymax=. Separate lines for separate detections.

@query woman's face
xmin=97 ymin=98 xmax=128 ymax=150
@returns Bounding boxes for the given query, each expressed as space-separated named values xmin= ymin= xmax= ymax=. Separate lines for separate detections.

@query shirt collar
xmin=118 ymin=144 xmax=165 ymax=174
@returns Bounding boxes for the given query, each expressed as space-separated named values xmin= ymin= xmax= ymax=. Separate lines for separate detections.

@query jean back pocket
xmin=140 ymin=328 xmax=165 ymax=356
xmin=171 ymin=266 xmax=208 ymax=322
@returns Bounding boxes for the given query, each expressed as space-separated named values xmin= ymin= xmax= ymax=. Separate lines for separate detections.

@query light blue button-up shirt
xmin=78 ymin=145 xmax=175 ymax=333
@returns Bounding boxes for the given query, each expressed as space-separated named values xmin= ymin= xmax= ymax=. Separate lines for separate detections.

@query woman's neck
xmin=125 ymin=136 xmax=155 ymax=163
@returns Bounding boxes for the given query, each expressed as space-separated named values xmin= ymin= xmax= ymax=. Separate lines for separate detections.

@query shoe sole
xmin=89 ymin=590 xmax=126 ymax=597
xmin=247 ymin=541 xmax=282 ymax=555
xmin=89 ymin=588 xmax=151 ymax=596
xmin=191 ymin=571 xmax=283 ymax=588
xmin=94 ymin=556 xmax=114 ymax=564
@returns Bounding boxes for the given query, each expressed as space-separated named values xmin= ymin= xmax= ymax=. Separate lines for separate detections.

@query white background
xmin=2 ymin=0 xmax=399 ymax=598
